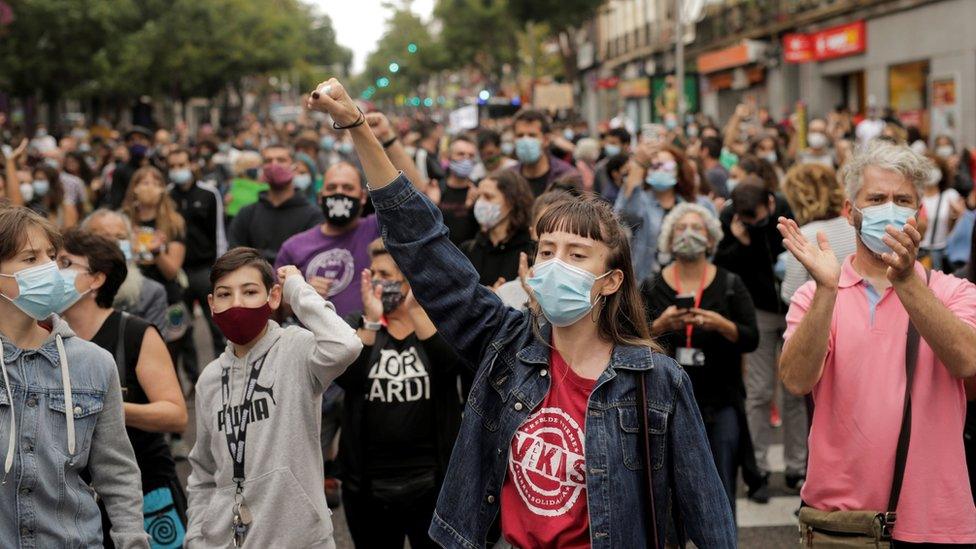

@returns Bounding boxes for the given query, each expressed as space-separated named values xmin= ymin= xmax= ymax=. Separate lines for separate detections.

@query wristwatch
xmin=362 ymin=317 xmax=382 ymax=331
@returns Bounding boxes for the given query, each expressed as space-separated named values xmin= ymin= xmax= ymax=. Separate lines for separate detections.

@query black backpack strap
xmin=883 ymin=267 xmax=930 ymax=538
xmin=114 ymin=311 xmax=129 ymax=400
xmin=638 ymin=372 xmax=660 ymax=548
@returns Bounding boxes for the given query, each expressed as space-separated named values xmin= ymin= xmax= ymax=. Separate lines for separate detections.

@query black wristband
xmin=381 ymin=136 xmax=397 ymax=149
xmin=333 ymin=108 xmax=366 ymax=130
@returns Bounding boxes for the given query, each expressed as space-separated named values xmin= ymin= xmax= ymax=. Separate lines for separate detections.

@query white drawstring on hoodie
xmin=1 ymin=334 xmax=75 ymax=484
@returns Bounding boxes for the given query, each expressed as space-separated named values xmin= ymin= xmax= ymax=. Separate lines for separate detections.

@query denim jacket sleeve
xmin=369 ymin=173 xmax=525 ymax=365
xmin=669 ymin=368 xmax=737 ymax=547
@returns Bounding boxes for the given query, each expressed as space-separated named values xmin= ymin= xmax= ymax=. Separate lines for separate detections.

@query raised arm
xmin=3 ymin=139 xmax=27 ymax=205
xmin=365 ymin=112 xmax=426 ymax=194
xmin=305 ymin=79 xmax=524 ymax=362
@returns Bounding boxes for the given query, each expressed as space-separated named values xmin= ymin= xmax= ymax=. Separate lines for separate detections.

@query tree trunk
xmin=557 ymin=30 xmax=580 ymax=86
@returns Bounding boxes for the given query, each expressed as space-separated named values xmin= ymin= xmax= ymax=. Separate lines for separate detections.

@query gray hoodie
xmin=185 ymin=276 xmax=362 ymax=548
xmin=0 ymin=315 xmax=148 ymax=548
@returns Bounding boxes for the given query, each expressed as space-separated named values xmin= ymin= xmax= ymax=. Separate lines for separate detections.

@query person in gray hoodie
xmin=185 ymin=247 xmax=362 ymax=548
xmin=0 ymin=206 xmax=149 ymax=548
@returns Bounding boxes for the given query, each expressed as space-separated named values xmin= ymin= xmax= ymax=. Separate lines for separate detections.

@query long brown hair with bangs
xmin=534 ymin=196 xmax=661 ymax=351
xmin=123 ymin=166 xmax=186 ymax=241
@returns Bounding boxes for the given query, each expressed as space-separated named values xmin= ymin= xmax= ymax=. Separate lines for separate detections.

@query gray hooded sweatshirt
xmin=185 ymin=276 xmax=362 ymax=548
xmin=0 ymin=315 xmax=148 ymax=548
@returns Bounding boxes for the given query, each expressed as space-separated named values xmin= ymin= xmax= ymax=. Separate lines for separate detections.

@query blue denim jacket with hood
xmin=369 ymin=173 xmax=735 ymax=549
xmin=0 ymin=315 xmax=148 ymax=548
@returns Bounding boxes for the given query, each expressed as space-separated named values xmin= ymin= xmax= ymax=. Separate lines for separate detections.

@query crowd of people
xmin=0 ymin=75 xmax=974 ymax=548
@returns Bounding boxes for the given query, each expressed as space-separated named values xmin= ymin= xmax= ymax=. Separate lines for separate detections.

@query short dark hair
xmin=450 ymin=135 xmax=475 ymax=148
xmin=0 ymin=205 xmax=63 ymax=263
xmin=607 ymin=127 xmax=631 ymax=145
xmin=210 ymin=247 xmax=275 ymax=291
xmin=261 ymin=144 xmax=293 ymax=161
xmin=731 ymin=177 xmax=771 ymax=217
xmin=166 ymin=147 xmax=191 ymax=162
xmin=62 ymin=229 xmax=127 ymax=308
xmin=513 ymin=109 xmax=551 ymax=134
xmin=701 ymin=137 xmax=722 ymax=160
xmin=606 ymin=153 xmax=629 ymax=178
xmin=545 ymin=173 xmax=584 ymax=197
xmin=476 ymin=129 xmax=501 ymax=149
xmin=417 ymin=120 xmax=441 ymax=140
xmin=486 ymin=169 xmax=535 ymax=234
xmin=737 ymin=154 xmax=779 ymax=192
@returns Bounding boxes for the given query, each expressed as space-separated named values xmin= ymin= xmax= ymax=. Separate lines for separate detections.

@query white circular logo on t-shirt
xmin=304 ymin=248 xmax=355 ymax=297
xmin=508 ymin=407 xmax=587 ymax=516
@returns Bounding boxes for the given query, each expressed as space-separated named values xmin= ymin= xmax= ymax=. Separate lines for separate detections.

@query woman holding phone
xmin=305 ymin=79 xmax=735 ymax=548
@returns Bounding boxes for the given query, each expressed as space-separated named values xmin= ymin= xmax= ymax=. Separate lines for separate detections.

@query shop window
xmin=889 ymin=60 xmax=930 ymax=124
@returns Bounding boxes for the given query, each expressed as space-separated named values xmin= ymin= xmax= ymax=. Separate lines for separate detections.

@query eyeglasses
xmin=57 ymin=257 xmax=91 ymax=272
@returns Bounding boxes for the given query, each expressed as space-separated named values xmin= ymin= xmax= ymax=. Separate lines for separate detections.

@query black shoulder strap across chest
xmin=114 ymin=311 xmax=130 ymax=400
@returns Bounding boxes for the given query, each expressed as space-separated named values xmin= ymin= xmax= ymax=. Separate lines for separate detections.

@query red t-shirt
xmin=501 ymin=348 xmax=596 ymax=548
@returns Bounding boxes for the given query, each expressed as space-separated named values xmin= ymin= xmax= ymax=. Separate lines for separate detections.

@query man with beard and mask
xmin=104 ymin=126 xmax=152 ymax=210
xmin=275 ymin=161 xmax=378 ymax=318
xmin=228 ymin=144 xmax=324 ymax=264
xmin=437 ymin=136 xmax=480 ymax=246
xmin=167 ymin=147 xmax=227 ymax=371
xmin=509 ymin=109 xmax=578 ymax=197
xmin=715 ymin=178 xmax=803 ymax=503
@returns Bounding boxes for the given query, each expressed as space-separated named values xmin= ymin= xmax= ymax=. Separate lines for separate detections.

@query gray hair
xmin=574 ymin=138 xmax=601 ymax=163
xmin=658 ymin=202 xmax=723 ymax=256
xmin=839 ymin=139 xmax=934 ymax=202
xmin=82 ymin=208 xmax=134 ymax=239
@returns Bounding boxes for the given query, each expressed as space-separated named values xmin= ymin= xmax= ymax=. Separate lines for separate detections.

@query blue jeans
xmin=702 ymin=405 xmax=740 ymax=515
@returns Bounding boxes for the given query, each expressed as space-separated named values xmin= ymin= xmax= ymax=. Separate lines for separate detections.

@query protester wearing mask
xmin=83 ymin=209 xmax=168 ymax=332
xmin=471 ymin=128 xmax=517 ymax=182
xmin=798 ymin=119 xmax=836 ymax=168
xmin=701 ymin=136 xmax=731 ymax=199
xmin=781 ymin=141 xmax=976 ymax=546
xmin=644 ymin=203 xmax=760 ymax=513
xmin=166 ymin=147 xmax=227 ymax=384
xmin=196 ymin=139 xmax=232 ymax=194
xmin=919 ymin=154 xmax=966 ymax=271
xmin=185 ymin=249 xmax=361 ymax=547
xmin=436 ymin=136 xmax=480 ymax=246
xmin=0 ymin=207 xmax=149 ymax=548
xmin=461 ymin=170 xmax=536 ymax=287
xmin=105 ymin=126 xmax=152 ymax=210
xmin=594 ymin=127 xmax=632 ymax=203
xmin=307 ymin=77 xmax=736 ymax=548
xmin=28 ymin=163 xmax=78 ymax=229
xmin=293 ymin=151 xmax=319 ymax=202
xmin=56 ymin=229 xmax=189 ymax=548
xmin=228 ymin=145 xmax=324 ymax=264
xmin=336 ymin=239 xmax=462 ymax=549
xmin=616 ymin=143 xmax=717 ymax=281
xmin=275 ymin=161 xmax=378 ymax=318
xmin=509 ymin=109 xmax=579 ymax=197
xmin=574 ymin=137 xmax=600 ymax=193
xmin=715 ymin=179 xmax=803 ymax=501
xmin=413 ymin=120 xmax=446 ymax=189
xmin=751 ymin=135 xmax=785 ymax=182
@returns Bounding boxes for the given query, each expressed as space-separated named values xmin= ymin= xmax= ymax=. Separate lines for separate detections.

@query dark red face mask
xmin=212 ymin=302 xmax=273 ymax=345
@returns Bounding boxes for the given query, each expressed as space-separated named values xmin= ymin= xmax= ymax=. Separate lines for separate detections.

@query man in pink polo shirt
xmin=779 ymin=140 xmax=976 ymax=546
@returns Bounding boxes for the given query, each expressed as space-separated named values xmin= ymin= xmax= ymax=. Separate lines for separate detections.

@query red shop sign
xmin=783 ymin=20 xmax=866 ymax=64
xmin=783 ymin=33 xmax=814 ymax=63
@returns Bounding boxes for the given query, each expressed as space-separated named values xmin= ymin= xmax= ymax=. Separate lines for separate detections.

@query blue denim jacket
xmin=0 ymin=317 xmax=148 ymax=548
xmin=371 ymin=174 xmax=735 ymax=549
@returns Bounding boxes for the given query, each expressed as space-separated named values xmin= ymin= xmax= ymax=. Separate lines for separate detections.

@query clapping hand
xmin=777 ymin=217 xmax=840 ymax=289
xmin=881 ymin=218 xmax=922 ymax=283
xmin=308 ymin=276 xmax=334 ymax=299
xmin=360 ymin=269 xmax=384 ymax=322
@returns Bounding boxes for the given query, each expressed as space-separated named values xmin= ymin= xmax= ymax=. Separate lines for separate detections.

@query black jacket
xmin=461 ymin=228 xmax=535 ymax=287
xmin=170 ymin=181 xmax=225 ymax=269
xmin=228 ymin=191 xmax=323 ymax=264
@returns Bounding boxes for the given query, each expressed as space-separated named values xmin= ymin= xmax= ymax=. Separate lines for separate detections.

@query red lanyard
xmin=674 ymin=266 xmax=709 ymax=348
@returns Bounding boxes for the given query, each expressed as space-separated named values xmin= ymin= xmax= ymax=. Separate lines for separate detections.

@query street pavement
xmin=179 ymin=311 xmax=799 ymax=548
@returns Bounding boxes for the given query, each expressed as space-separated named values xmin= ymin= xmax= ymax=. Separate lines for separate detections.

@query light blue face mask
xmin=293 ymin=173 xmax=312 ymax=191
xmin=854 ymin=202 xmax=917 ymax=256
xmin=527 ymin=259 xmax=611 ymax=327
xmin=604 ymin=144 xmax=622 ymax=157
xmin=515 ymin=137 xmax=542 ymax=164
xmin=0 ymin=261 xmax=65 ymax=320
xmin=169 ymin=168 xmax=193 ymax=186
xmin=118 ymin=239 xmax=134 ymax=262
xmin=54 ymin=268 xmax=90 ymax=314
xmin=320 ymin=136 xmax=335 ymax=151
xmin=32 ymin=179 xmax=50 ymax=197
xmin=646 ymin=169 xmax=677 ymax=191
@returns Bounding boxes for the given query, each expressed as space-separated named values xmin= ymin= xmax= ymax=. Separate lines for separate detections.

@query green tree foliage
xmin=433 ymin=0 xmax=519 ymax=81
xmin=358 ymin=5 xmax=446 ymax=101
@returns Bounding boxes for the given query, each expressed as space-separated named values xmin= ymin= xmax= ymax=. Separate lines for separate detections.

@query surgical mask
xmin=925 ymin=167 xmax=942 ymax=187
xmin=293 ymin=173 xmax=312 ymax=191
xmin=169 ymin=168 xmax=193 ymax=186
xmin=262 ymin=163 xmax=294 ymax=188
xmin=854 ymin=202 xmax=917 ymax=256
xmin=320 ymin=136 xmax=336 ymax=151
xmin=687 ymin=126 xmax=700 ymax=138
xmin=374 ymin=279 xmax=406 ymax=315
xmin=808 ymin=132 xmax=829 ymax=150
xmin=563 ymin=129 xmax=575 ymax=141
xmin=604 ymin=144 xmax=622 ymax=157
xmin=32 ymin=179 xmax=50 ymax=197
xmin=54 ymin=268 xmax=90 ymax=314
xmin=473 ymin=199 xmax=503 ymax=229
xmin=515 ymin=137 xmax=542 ymax=164
xmin=646 ymin=169 xmax=677 ymax=191
xmin=19 ymin=182 xmax=34 ymax=202
xmin=0 ymin=262 xmax=65 ymax=320
xmin=672 ymin=230 xmax=709 ymax=260
xmin=759 ymin=151 xmax=777 ymax=164
xmin=936 ymin=145 xmax=955 ymax=159
xmin=322 ymin=193 xmax=361 ymax=227
xmin=501 ymin=142 xmax=515 ymax=156
xmin=338 ymin=142 xmax=354 ymax=155
xmin=665 ymin=118 xmax=677 ymax=130
xmin=527 ymin=259 xmax=611 ymax=327
xmin=213 ymin=301 xmax=272 ymax=345
xmin=449 ymin=158 xmax=475 ymax=179
xmin=218 ymin=143 xmax=232 ymax=153
xmin=118 ymin=240 xmax=134 ymax=262
xmin=726 ymin=177 xmax=739 ymax=192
